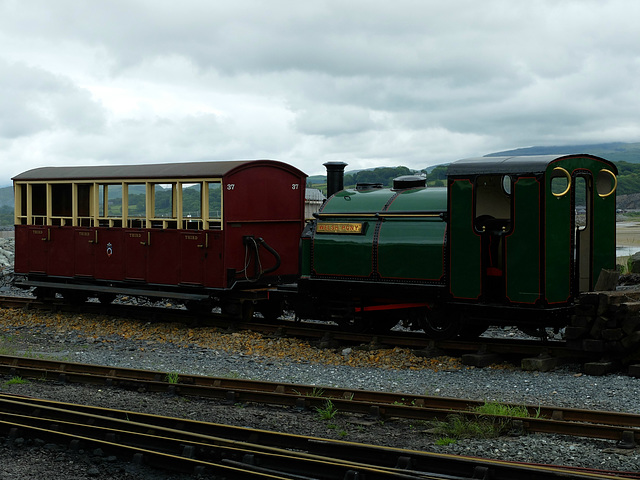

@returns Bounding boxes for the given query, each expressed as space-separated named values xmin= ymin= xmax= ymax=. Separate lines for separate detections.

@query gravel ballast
xmin=1 ymin=308 xmax=640 ymax=478
xmin=0 ymin=236 xmax=639 ymax=478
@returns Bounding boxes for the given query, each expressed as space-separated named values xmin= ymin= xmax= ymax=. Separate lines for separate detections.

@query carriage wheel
xmin=97 ymin=293 xmax=117 ymax=305
xmin=62 ymin=291 xmax=87 ymax=305
xmin=34 ymin=287 xmax=55 ymax=302
xmin=257 ymin=299 xmax=284 ymax=322
xmin=185 ymin=299 xmax=212 ymax=314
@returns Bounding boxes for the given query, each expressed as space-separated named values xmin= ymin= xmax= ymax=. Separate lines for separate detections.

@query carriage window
xmin=98 ymin=184 xmax=123 ymax=227
xmin=474 ymin=175 xmax=512 ymax=231
xmin=127 ymin=183 xmax=146 ymax=227
xmin=51 ymin=184 xmax=72 ymax=217
xmin=31 ymin=184 xmax=47 ymax=225
xmin=181 ymin=182 xmax=202 ymax=229
xmin=148 ymin=183 xmax=175 ymax=228
xmin=50 ymin=183 xmax=72 ymax=225
xmin=76 ymin=183 xmax=92 ymax=227
xmin=153 ymin=184 xmax=174 ymax=218
xmin=98 ymin=184 xmax=122 ymax=217
xmin=208 ymin=181 xmax=222 ymax=221
xmin=19 ymin=184 xmax=27 ymax=220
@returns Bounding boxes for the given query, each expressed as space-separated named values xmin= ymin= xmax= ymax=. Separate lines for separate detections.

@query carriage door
xmin=573 ymin=173 xmax=593 ymax=293
xmin=27 ymin=226 xmax=51 ymax=273
xmin=179 ymin=232 xmax=207 ymax=285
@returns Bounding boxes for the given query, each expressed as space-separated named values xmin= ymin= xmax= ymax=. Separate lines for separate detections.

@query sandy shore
xmin=616 ymin=221 xmax=640 ymax=265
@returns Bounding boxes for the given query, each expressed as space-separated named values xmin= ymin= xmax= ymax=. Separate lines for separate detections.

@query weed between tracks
xmin=4 ymin=376 xmax=28 ymax=386
xmin=432 ymin=401 xmax=539 ymax=445
xmin=315 ymin=399 xmax=338 ymax=420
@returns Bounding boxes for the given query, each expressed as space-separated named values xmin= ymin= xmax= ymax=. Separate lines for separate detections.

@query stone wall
xmin=567 ymin=288 xmax=640 ymax=375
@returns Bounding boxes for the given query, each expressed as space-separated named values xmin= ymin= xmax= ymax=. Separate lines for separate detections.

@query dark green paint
xmin=378 ymin=218 xmax=445 ymax=280
xmin=506 ymin=177 xmax=541 ymax=303
xmin=449 ymin=179 xmax=481 ymax=299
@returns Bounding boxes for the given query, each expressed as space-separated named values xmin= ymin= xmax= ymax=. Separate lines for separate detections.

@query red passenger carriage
xmin=13 ymin=160 xmax=306 ymax=315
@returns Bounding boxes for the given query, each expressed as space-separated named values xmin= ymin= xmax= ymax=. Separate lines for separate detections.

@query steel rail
xmin=0 ymin=354 xmax=639 ymax=446
xmin=0 ymin=294 xmax=569 ymax=356
xmin=0 ymin=394 xmax=632 ymax=480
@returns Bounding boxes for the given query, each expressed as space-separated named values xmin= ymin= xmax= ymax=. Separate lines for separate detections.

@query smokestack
xmin=324 ymin=162 xmax=348 ymax=198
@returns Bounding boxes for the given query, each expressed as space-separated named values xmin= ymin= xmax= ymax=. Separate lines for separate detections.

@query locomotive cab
xmin=447 ymin=154 xmax=617 ymax=331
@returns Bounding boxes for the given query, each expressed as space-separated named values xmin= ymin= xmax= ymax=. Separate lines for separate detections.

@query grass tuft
xmin=5 ymin=376 xmax=28 ymax=386
xmin=315 ymin=399 xmax=338 ymax=420
xmin=433 ymin=401 xmax=537 ymax=442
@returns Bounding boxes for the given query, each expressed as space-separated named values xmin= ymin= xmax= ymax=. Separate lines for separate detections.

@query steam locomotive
xmin=12 ymin=154 xmax=618 ymax=339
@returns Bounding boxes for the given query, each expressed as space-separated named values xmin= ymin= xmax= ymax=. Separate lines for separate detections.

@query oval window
xmin=502 ymin=175 xmax=512 ymax=195
xmin=550 ymin=167 xmax=571 ymax=197
xmin=596 ymin=169 xmax=617 ymax=198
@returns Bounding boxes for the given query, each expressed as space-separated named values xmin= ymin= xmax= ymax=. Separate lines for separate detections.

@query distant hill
xmin=3 ymin=142 xmax=639 ymax=225
xmin=486 ymin=142 xmax=640 ymax=163
xmin=0 ymin=186 xmax=12 ymax=208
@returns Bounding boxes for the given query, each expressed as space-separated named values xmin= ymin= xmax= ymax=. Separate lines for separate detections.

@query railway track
xmin=0 ymin=294 xmax=572 ymax=360
xmin=0 ymin=392 xmax=635 ymax=479
xmin=0 ymin=354 xmax=638 ymax=448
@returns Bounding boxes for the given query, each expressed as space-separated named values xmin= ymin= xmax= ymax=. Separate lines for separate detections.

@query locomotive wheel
xmin=336 ymin=317 xmax=372 ymax=333
xmin=332 ymin=311 xmax=396 ymax=333
xmin=416 ymin=306 xmax=461 ymax=340
xmin=459 ymin=320 xmax=489 ymax=340
xmin=368 ymin=313 xmax=399 ymax=334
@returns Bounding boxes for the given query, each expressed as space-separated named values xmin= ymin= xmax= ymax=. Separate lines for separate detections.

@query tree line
xmin=342 ymin=165 xmax=447 ymax=188
xmin=615 ymin=161 xmax=640 ymax=195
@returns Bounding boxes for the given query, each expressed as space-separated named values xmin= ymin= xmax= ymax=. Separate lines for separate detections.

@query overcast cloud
xmin=0 ymin=0 xmax=639 ymax=183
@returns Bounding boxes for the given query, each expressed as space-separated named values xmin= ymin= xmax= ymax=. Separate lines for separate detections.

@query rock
xmin=629 ymin=252 xmax=640 ymax=274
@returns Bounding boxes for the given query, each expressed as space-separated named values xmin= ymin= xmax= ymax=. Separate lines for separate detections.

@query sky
xmin=0 ymin=0 xmax=639 ymax=185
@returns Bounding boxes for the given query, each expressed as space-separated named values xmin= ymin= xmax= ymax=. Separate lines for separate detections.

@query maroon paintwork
xmin=14 ymin=160 xmax=307 ymax=294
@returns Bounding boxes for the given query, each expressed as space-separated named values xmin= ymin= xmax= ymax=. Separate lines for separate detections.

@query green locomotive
xmin=298 ymin=154 xmax=618 ymax=339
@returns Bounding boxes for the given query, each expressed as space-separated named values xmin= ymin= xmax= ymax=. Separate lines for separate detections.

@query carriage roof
xmin=12 ymin=159 xmax=304 ymax=181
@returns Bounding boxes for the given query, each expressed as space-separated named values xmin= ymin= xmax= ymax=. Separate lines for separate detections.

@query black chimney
xmin=324 ymin=162 xmax=348 ymax=198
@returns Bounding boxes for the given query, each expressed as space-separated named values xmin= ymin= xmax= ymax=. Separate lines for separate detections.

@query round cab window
xmin=550 ymin=167 xmax=571 ymax=197
xmin=596 ymin=169 xmax=617 ymax=198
